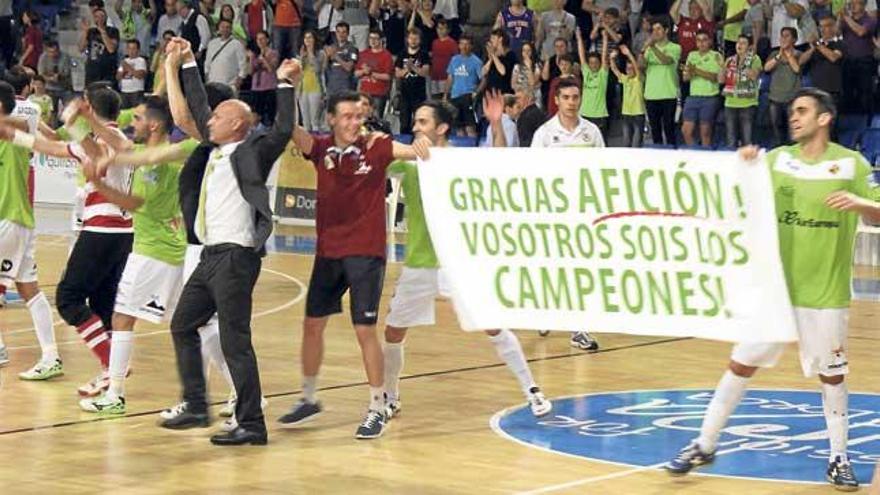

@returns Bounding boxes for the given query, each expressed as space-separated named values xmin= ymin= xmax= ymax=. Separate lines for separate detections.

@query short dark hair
xmin=586 ymin=51 xmax=601 ymax=62
xmin=127 ymin=38 xmax=141 ymax=49
xmin=205 ymin=82 xmax=235 ymax=110
xmin=555 ymin=78 xmax=582 ymax=96
xmin=490 ymin=28 xmax=510 ymax=48
xmin=85 ymin=83 xmax=121 ymax=121
xmin=327 ymin=91 xmax=362 ymax=115
xmin=737 ymin=33 xmax=753 ymax=44
xmin=407 ymin=27 xmax=423 ymax=38
xmin=217 ymin=18 xmax=232 ymax=28
xmin=557 ymin=53 xmax=575 ymax=64
xmin=368 ymin=28 xmax=382 ymax=37
xmin=437 ymin=17 xmax=449 ymax=28
xmin=604 ymin=7 xmax=619 ymax=17
xmin=417 ymin=100 xmax=455 ymax=138
xmin=93 ymin=7 xmax=106 ymax=16
xmin=781 ymin=26 xmax=798 ymax=39
xmin=695 ymin=30 xmax=710 ymax=38
xmin=143 ymin=95 xmax=172 ymax=132
xmin=0 ymin=81 xmax=15 ymax=116
xmin=32 ymin=74 xmax=45 ymax=84
xmin=45 ymin=39 xmax=60 ymax=49
xmin=162 ymin=29 xmax=176 ymax=38
xmin=650 ymin=16 xmax=669 ymax=31
xmin=4 ymin=66 xmax=31 ymax=95
xmin=791 ymin=87 xmax=837 ymax=123
xmin=336 ymin=21 xmax=350 ymax=31
xmin=88 ymin=0 xmax=104 ymax=7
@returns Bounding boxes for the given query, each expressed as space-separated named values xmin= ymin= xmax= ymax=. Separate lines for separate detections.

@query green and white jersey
xmin=129 ymin=140 xmax=195 ymax=266
xmin=0 ymin=141 xmax=34 ymax=228
xmin=768 ymin=142 xmax=879 ymax=308
xmin=388 ymin=160 xmax=438 ymax=269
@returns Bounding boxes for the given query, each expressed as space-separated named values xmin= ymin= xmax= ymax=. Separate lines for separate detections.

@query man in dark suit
xmin=159 ymin=38 xmax=300 ymax=446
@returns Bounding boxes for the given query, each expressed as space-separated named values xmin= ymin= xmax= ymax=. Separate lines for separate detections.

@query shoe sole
xmin=826 ymin=474 xmax=859 ymax=492
xmin=666 ymin=459 xmax=715 ymax=477
xmin=19 ymin=370 xmax=64 ymax=381
xmin=355 ymin=426 xmax=388 ymax=440
xmin=160 ymin=421 xmax=211 ymax=430
xmin=277 ymin=411 xmax=322 ymax=429
xmin=570 ymin=342 xmax=599 ymax=351
xmin=210 ymin=438 xmax=268 ymax=446
xmin=531 ymin=406 xmax=553 ymax=418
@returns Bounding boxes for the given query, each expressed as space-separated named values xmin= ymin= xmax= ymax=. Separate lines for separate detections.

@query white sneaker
xmin=159 ymin=401 xmax=189 ymax=420
xmin=220 ymin=416 xmax=238 ymax=433
xmin=78 ymin=370 xmax=110 ymax=397
xmin=219 ymin=392 xmax=268 ymax=417
xmin=528 ymin=388 xmax=552 ymax=417
xmin=18 ymin=358 xmax=64 ymax=380
xmin=79 ymin=393 xmax=126 ymax=415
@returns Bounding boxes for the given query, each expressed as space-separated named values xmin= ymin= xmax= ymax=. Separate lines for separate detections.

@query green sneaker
xmin=79 ymin=394 xmax=126 ymax=416
xmin=19 ymin=358 xmax=64 ymax=381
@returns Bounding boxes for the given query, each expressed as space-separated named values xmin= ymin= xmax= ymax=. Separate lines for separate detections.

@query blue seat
xmin=838 ymin=113 xmax=869 ymax=133
xmin=394 ymin=133 xmax=413 ymax=144
xmin=871 ymin=114 xmax=880 ymax=129
xmin=839 ymin=129 xmax=862 ymax=149
xmin=644 ymin=143 xmax=676 ymax=149
xmin=860 ymin=129 xmax=880 ymax=165
xmin=449 ymin=135 xmax=477 ymax=148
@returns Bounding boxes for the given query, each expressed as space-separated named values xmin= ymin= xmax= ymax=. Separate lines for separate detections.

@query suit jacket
xmin=178 ymin=64 xmax=294 ymax=256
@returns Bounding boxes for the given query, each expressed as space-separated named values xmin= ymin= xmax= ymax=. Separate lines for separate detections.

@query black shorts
xmin=451 ymin=94 xmax=476 ymax=127
xmin=305 ymin=256 xmax=386 ymax=325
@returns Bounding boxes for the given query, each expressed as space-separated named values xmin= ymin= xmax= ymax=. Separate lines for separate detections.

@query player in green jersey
xmin=667 ymin=88 xmax=880 ymax=492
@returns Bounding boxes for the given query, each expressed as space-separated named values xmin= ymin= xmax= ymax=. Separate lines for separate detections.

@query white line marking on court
xmin=5 ymin=268 xmax=306 ymax=351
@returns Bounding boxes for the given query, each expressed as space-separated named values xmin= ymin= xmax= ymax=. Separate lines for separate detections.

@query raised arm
xmin=176 ymin=38 xmax=213 ymax=143
xmin=256 ymin=59 xmax=301 ymax=177
xmin=165 ymin=42 xmax=201 ymax=140
xmin=670 ymin=0 xmax=682 ymax=24
xmin=483 ymin=90 xmax=507 ymax=148
xmin=575 ymin=28 xmax=588 ymax=67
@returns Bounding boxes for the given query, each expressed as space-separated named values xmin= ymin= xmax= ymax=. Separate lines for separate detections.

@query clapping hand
xmin=276 ymin=58 xmax=303 ymax=84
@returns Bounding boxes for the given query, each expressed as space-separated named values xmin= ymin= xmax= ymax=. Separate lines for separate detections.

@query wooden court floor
xmin=1 ymin=223 xmax=879 ymax=494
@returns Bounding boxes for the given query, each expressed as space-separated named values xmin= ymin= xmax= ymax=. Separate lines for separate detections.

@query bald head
xmin=208 ymin=98 xmax=253 ymax=144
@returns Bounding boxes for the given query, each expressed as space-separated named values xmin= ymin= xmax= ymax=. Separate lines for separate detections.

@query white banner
xmin=418 ymin=147 xmax=797 ymax=343
xmin=33 ymin=152 xmax=79 ymax=205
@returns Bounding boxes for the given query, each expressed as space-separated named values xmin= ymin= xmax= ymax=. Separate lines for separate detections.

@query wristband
xmin=12 ymin=130 xmax=35 ymax=149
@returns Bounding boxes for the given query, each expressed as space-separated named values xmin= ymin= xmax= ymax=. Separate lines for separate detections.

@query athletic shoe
xmin=18 ymin=358 xmax=64 ymax=381
xmin=277 ymin=399 xmax=323 ymax=427
xmin=159 ymin=401 xmax=189 ymax=420
xmin=159 ymin=404 xmax=210 ymax=430
xmin=0 ymin=345 xmax=9 ymax=367
xmin=666 ymin=441 xmax=716 ymax=476
xmin=220 ymin=417 xmax=238 ymax=433
xmin=355 ymin=409 xmax=387 ymax=439
xmin=827 ymin=456 xmax=859 ymax=491
xmin=538 ymin=330 xmax=550 ymax=337
xmin=570 ymin=332 xmax=599 ymax=351
xmin=219 ymin=393 xmax=269 ymax=418
xmin=528 ymin=387 xmax=552 ymax=417
xmin=79 ymin=394 xmax=126 ymax=416
xmin=78 ymin=371 xmax=110 ymax=397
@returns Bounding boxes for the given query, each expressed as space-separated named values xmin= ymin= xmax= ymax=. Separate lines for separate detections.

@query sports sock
xmin=198 ymin=321 xmax=234 ymax=390
xmin=369 ymin=386 xmax=384 ymax=412
xmin=489 ymin=329 xmax=537 ymax=398
xmin=822 ymin=381 xmax=849 ymax=462
xmin=27 ymin=292 xmax=58 ymax=362
xmin=697 ymin=370 xmax=750 ymax=453
xmin=384 ymin=341 xmax=404 ymax=402
xmin=303 ymin=375 xmax=318 ymax=403
xmin=76 ymin=314 xmax=111 ymax=368
xmin=106 ymin=331 xmax=133 ymax=400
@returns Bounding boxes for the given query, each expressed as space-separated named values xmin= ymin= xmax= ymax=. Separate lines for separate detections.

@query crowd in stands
xmin=0 ymin=0 xmax=877 ymax=149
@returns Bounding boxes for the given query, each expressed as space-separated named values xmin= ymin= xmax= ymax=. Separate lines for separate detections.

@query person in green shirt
xmin=575 ymin=27 xmax=610 ymax=138
xmin=610 ymin=43 xmax=646 ymax=147
xmin=382 ymin=93 xmax=552 ymax=420
xmin=639 ymin=18 xmax=681 ymax=146
xmin=681 ymin=30 xmax=723 ymax=146
xmin=667 ymin=88 xmax=880 ymax=492
xmin=720 ymin=34 xmax=763 ymax=148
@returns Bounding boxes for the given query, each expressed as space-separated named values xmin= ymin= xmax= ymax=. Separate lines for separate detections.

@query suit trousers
xmin=170 ymin=243 xmax=265 ymax=433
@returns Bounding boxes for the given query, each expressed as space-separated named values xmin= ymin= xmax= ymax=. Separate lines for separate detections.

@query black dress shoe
xmin=159 ymin=410 xmax=210 ymax=430
xmin=210 ymin=426 xmax=267 ymax=446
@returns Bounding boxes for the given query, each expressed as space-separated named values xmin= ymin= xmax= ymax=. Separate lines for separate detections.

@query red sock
xmin=76 ymin=315 xmax=111 ymax=368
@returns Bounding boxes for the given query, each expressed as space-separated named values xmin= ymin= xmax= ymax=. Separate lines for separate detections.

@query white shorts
xmin=386 ymin=267 xmax=443 ymax=328
xmin=0 ymin=219 xmax=38 ymax=284
xmin=731 ymin=307 xmax=849 ymax=377
xmin=114 ymin=253 xmax=183 ymax=324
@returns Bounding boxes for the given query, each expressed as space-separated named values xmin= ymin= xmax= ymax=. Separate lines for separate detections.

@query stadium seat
xmin=871 ymin=114 xmax=880 ymax=129
xmin=450 ymin=135 xmax=478 ymax=148
xmin=859 ymin=129 xmax=880 ymax=165
xmin=838 ymin=113 xmax=870 ymax=134
xmin=839 ymin=129 xmax=862 ymax=149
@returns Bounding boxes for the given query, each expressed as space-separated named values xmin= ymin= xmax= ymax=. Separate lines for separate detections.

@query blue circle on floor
xmin=491 ymin=389 xmax=880 ymax=484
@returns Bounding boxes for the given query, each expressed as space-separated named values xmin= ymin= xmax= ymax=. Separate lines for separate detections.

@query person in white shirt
xmin=770 ymin=0 xmax=809 ymax=48
xmin=482 ymin=93 xmax=521 ymax=147
xmin=205 ymin=19 xmax=248 ymax=89
xmin=157 ymin=0 xmax=183 ymax=40
xmin=117 ymin=39 xmax=148 ymax=108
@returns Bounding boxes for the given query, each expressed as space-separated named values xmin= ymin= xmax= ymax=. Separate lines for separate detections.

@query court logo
xmin=491 ymin=389 xmax=880 ymax=485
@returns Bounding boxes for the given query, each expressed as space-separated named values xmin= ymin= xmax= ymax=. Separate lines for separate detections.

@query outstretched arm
xmin=174 ymin=38 xmax=213 ymax=143
xmin=165 ymin=40 xmax=202 ymax=140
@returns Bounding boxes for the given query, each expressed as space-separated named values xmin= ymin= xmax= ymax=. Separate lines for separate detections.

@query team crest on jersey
xmin=492 ymin=389 xmax=880 ymax=484
xmin=828 ymin=163 xmax=840 ymax=175
xmin=142 ymin=169 xmax=159 ymax=185
xmin=354 ymin=158 xmax=372 ymax=175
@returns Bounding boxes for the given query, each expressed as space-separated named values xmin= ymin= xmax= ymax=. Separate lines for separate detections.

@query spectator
xmin=483 ymin=29 xmax=518 ymax=94
xmin=670 ymin=0 xmax=714 ymax=60
xmin=433 ymin=0 xmax=462 ymax=38
xmin=576 ymin=29 xmax=610 ymax=136
xmin=117 ymin=39 xmax=148 ymax=108
xmin=205 ymin=18 xmax=248 ymax=89
xmin=610 ymin=44 xmax=646 ymax=146
xmin=29 ymin=75 xmax=54 ymax=125
xmin=158 ymin=0 xmax=183 ymax=40
xmin=37 ymin=40 xmax=72 ymax=107
xmin=216 ymin=4 xmax=249 ymax=43
xmin=741 ymin=0 xmax=768 ymax=58
xmin=546 ymin=53 xmax=578 ymax=115
xmin=395 ymin=27 xmax=431 ymax=132
xmin=719 ymin=0 xmax=748 ymax=55
xmin=341 ymin=0 xmax=372 ymax=50
xmin=840 ymin=0 xmax=877 ymax=113
xmin=798 ymin=15 xmax=843 ymax=108
xmin=430 ymin=19 xmax=459 ymax=98
xmin=359 ymin=92 xmax=393 ymax=133
xmin=769 ymin=0 xmax=808 ymax=49
xmin=583 ymin=0 xmax=630 ymax=35
xmin=483 ymin=93 xmax=521 ymax=146
xmin=373 ymin=0 xmax=409 ymax=58
xmin=355 ymin=29 xmax=394 ymax=117
xmin=274 ymin=0 xmax=304 ymax=60
xmin=681 ymin=30 xmax=723 ymax=146
xmin=445 ymin=33 xmax=483 ymax=137
xmin=317 ymin=0 xmax=345 ymax=45
xmin=512 ymin=41 xmax=542 ymax=101
xmin=640 ymin=17 xmax=681 ymax=146
xmin=248 ymin=30 xmax=279 ymax=125
xmin=79 ymin=8 xmax=120 ymax=86
xmin=20 ymin=10 xmax=43 ymax=72
xmin=466 ymin=0 xmax=506 ymax=50
xmin=324 ymin=22 xmax=359 ymax=95
xmin=538 ymin=0 xmax=577 ymax=59
xmin=243 ymin=0 xmax=274 ymax=42
xmin=515 ymin=86 xmax=546 ymax=146
xmin=178 ymin=0 xmax=211 ymax=63
xmin=631 ymin=14 xmax=651 ymax=54
xmin=299 ymin=30 xmax=327 ymax=131
xmin=593 ymin=7 xmax=631 ymax=54
xmin=495 ymin=0 xmax=538 ymax=56
xmin=720 ymin=34 xmax=762 ymax=147
xmin=0 ymin=0 xmax=13 ymax=68
xmin=116 ymin=0 xmax=154 ymax=57
xmin=150 ymin=30 xmax=176 ymax=95
xmin=541 ymin=37 xmax=579 ymax=109
xmin=409 ymin=0 xmax=441 ymax=49
xmin=765 ymin=26 xmax=802 ymax=145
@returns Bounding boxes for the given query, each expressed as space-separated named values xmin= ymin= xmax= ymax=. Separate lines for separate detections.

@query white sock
xmin=489 ymin=329 xmax=537 ymax=398
xmin=384 ymin=342 xmax=404 ymax=402
xmin=303 ymin=375 xmax=318 ymax=403
xmin=107 ymin=331 xmax=133 ymax=400
xmin=369 ymin=386 xmax=385 ymax=412
xmin=198 ymin=321 xmax=234 ymax=390
xmin=27 ymin=292 xmax=57 ymax=362
xmin=0 ymin=328 xmax=5 ymax=347
xmin=696 ymin=370 xmax=750 ymax=453
xmin=822 ymin=381 xmax=849 ymax=462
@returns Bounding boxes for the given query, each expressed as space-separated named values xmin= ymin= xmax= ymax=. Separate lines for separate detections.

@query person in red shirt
xmin=278 ymin=91 xmax=429 ymax=440
xmin=546 ymin=53 xmax=578 ymax=116
xmin=273 ymin=0 xmax=303 ymax=60
xmin=20 ymin=10 xmax=43 ymax=71
xmin=430 ymin=18 xmax=458 ymax=98
xmin=354 ymin=29 xmax=394 ymax=118
xmin=670 ymin=0 xmax=715 ymax=61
